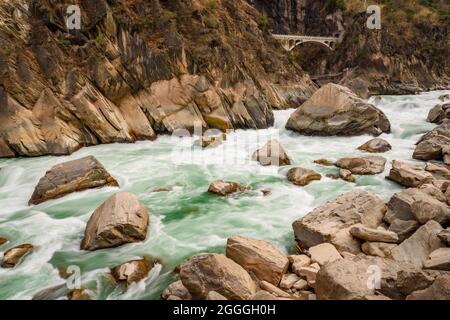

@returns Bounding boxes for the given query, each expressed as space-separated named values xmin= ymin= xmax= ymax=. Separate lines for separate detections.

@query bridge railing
xmin=272 ymin=34 xmax=338 ymax=42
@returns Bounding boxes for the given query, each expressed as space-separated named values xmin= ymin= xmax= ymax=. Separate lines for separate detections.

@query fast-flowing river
xmin=0 ymin=90 xmax=448 ymax=300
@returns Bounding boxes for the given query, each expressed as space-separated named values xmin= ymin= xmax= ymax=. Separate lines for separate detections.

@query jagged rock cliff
xmin=0 ymin=0 xmax=316 ymax=157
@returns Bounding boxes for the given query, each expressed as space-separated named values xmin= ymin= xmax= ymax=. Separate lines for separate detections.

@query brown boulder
xmin=315 ymin=255 xmax=401 ymax=300
xmin=413 ymin=122 xmax=450 ymax=162
xmin=314 ymin=159 xmax=334 ymax=166
xmin=0 ymin=237 xmax=8 ymax=246
xmin=111 ymin=259 xmax=152 ymax=285
xmin=438 ymin=228 xmax=450 ymax=245
xmin=288 ymin=255 xmax=311 ymax=276
xmin=162 ymin=280 xmax=192 ymax=300
xmin=357 ymin=138 xmax=392 ymax=153
xmin=29 ymin=156 xmax=119 ymax=205
xmin=391 ymin=221 xmax=445 ymax=268
xmin=1 ymin=244 xmax=33 ymax=268
xmin=308 ymin=243 xmax=342 ymax=266
xmin=226 ymin=236 xmax=289 ymax=286
xmin=423 ymin=248 xmax=450 ymax=271
xmin=208 ymin=180 xmax=245 ymax=196
xmin=285 ymin=84 xmax=391 ymax=136
xmin=179 ymin=253 xmax=256 ymax=300
xmin=427 ymin=103 xmax=450 ymax=124
xmin=425 ymin=162 xmax=450 ymax=180
xmin=407 ymin=275 xmax=450 ymax=300
xmin=293 ymin=190 xmax=386 ymax=254
xmin=350 ymin=224 xmax=399 ymax=243
xmin=287 ymin=167 xmax=322 ymax=186
xmin=386 ymin=161 xmax=434 ymax=188
xmin=81 ymin=192 xmax=149 ymax=251
xmin=335 ymin=156 xmax=386 ymax=175
xmin=388 ymin=219 xmax=420 ymax=242
xmin=361 ymin=242 xmax=396 ymax=258
xmin=339 ymin=169 xmax=355 ymax=183
xmin=252 ymin=140 xmax=292 ymax=167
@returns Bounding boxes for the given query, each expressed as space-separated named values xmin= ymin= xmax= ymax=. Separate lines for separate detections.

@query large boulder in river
xmin=292 ymin=190 xmax=386 ymax=254
xmin=358 ymin=138 xmax=392 ymax=153
xmin=335 ymin=156 xmax=386 ymax=175
xmin=386 ymin=161 xmax=434 ymax=188
xmin=413 ymin=122 xmax=450 ymax=162
xmin=179 ymin=253 xmax=256 ymax=300
xmin=427 ymin=103 xmax=450 ymax=124
xmin=252 ymin=140 xmax=292 ymax=166
xmin=208 ymin=180 xmax=245 ymax=196
xmin=1 ymin=244 xmax=33 ymax=268
xmin=226 ymin=236 xmax=289 ymax=286
xmin=285 ymin=84 xmax=391 ymax=136
xmin=29 ymin=156 xmax=119 ymax=205
xmin=81 ymin=192 xmax=149 ymax=251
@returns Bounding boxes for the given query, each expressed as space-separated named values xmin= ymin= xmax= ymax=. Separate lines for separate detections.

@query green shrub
xmin=257 ymin=16 xmax=272 ymax=33
xmin=209 ymin=0 xmax=218 ymax=9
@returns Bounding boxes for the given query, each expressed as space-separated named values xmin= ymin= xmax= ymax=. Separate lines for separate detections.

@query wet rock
xmin=427 ymin=103 xmax=450 ymax=124
xmin=391 ymin=221 xmax=445 ymax=268
xmin=325 ymin=173 xmax=339 ymax=180
xmin=438 ymin=228 xmax=450 ymax=245
xmin=0 ymin=237 xmax=8 ymax=246
xmin=438 ymin=94 xmax=450 ymax=102
xmin=287 ymin=167 xmax=322 ymax=186
xmin=252 ymin=140 xmax=292 ymax=166
xmin=226 ymin=235 xmax=289 ymax=286
xmin=162 ymin=280 xmax=192 ymax=300
xmin=293 ymin=190 xmax=386 ymax=254
xmin=385 ymin=188 xmax=450 ymax=225
xmin=68 ymin=289 xmax=92 ymax=300
xmin=195 ymin=133 xmax=227 ymax=148
xmin=358 ymin=138 xmax=392 ymax=153
xmin=1 ymin=244 xmax=33 ymax=268
xmin=339 ymin=169 xmax=355 ymax=183
xmin=308 ymin=243 xmax=342 ymax=266
xmin=314 ymin=159 xmax=335 ymax=166
xmin=206 ymin=291 xmax=228 ymax=300
xmin=386 ymin=161 xmax=434 ymax=188
xmin=29 ymin=156 xmax=119 ymax=205
xmin=111 ymin=259 xmax=151 ymax=286
xmin=388 ymin=219 xmax=420 ymax=242
xmin=208 ymin=180 xmax=244 ymax=196
xmin=32 ymin=283 xmax=70 ymax=300
xmin=179 ymin=253 xmax=256 ymax=300
xmin=285 ymin=84 xmax=390 ymax=136
xmin=423 ymin=248 xmax=450 ymax=271
xmin=425 ymin=161 xmax=450 ymax=180
xmin=81 ymin=192 xmax=149 ymax=251
xmin=413 ymin=122 xmax=450 ymax=162
xmin=335 ymin=156 xmax=386 ymax=175
xmin=315 ymin=255 xmax=401 ymax=300
xmin=407 ymin=275 xmax=450 ymax=300
xmin=350 ymin=224 xmax=399 ymax=243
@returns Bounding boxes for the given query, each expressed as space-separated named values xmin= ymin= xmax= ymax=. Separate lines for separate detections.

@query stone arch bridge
xmin=272 ymin=34 xmax=339 ymax=51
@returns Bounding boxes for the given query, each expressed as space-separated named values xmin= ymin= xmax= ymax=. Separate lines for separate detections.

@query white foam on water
xmin=0 ymin=89 xmax=449 ymax=299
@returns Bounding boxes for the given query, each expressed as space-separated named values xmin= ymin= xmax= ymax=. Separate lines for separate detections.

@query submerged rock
xmin=111 ymin=259 xmax=152 ymax=285
xmin=314 ymin=159 xmax=335 ymax=166
xmin=386 ymin=161 xmax=434 ymax=188
xmin=252 ymin=140 xmax=292 ymax=166
xmin=226 ymin=235 xmax=289 ymax=286
xmin=81 ymin=192 xmax=149 ymax=251
xmin=335 ymin=156 xmax=386 ymax=175
xmin=287 ymin=167 xmax=322 ymax=186
xmin=208 ymin=180 xmax=245 ymax=196
xmin=292 ymin=190 xmax=386 ymax=254
xmin=285 ymin=84 xmax=391 ymax=136
xmin=1 ymin=244 xmax=33 ymax=268
xmin=29 ymin=156 xmax=119 ymax=205
xmin=357 ymin=138 xmax=392 ymax=153
xmin=179 ymin=253 xmax=256 ymax=300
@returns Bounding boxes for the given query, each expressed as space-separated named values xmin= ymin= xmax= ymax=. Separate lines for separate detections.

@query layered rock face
xmin=286 ymin=84 xmax=391 ymax=136
xmin=0 ymin=0 xmax=316 ymax=158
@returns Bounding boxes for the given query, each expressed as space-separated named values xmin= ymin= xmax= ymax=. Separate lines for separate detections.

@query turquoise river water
xmin=0 ymin=90 xmax=448 ymax=299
